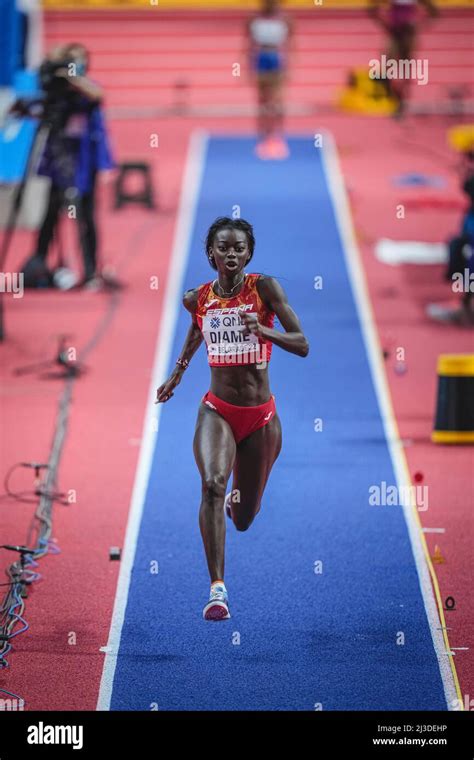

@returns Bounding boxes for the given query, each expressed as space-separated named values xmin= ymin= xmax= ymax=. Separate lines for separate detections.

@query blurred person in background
xmin=19 ymin=42 xmax=114 ymax=290
xmin=428 ymin=150 xmax=474 ymax=326
xmin=246 ymin=0 xmax=293 ymax=159
xmin=369 ymin=0 xmax=438 ymax=115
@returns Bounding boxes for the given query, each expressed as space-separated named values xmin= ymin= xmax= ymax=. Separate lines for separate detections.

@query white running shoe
xmin=203 ymin=583 xmax=230 ymax=621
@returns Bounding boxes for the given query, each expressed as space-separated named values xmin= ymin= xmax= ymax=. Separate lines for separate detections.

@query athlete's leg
xmin=77 ymin=179 xmax=98 ymax=281
xmin=388 ymin=25 xmax=417 ymax=106
xmin=398 ymin=26 xmax=416 ymax=103
xmin=228 ymin=413 xmax=282 ymax=531
xmin=272 ymin=80 xmax=285 ymax=134
xmin=257 ymin=79 xmax=274 ymax=138
xmin=259 ymin=78 xmax=285 ymax=137
xmin=35 ymin=185 xmax=63 ymax=261
xmin=193 ymin=404 xmax=236 ymax=582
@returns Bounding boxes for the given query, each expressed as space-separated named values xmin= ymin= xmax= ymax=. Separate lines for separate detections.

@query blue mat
xmin=109 ymin=137 xmax=446 ymax=711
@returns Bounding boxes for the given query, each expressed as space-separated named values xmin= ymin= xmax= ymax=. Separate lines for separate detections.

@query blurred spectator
xmin=20 ymin=43 xmax=115 ymax=290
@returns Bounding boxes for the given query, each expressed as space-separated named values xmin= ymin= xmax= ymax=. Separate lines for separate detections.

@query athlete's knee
xmin=233 ymin=515 xmax=253 ymax=532
xmin=232 ymin=502 xmax=260 ymax=531
xmin=273 ymin=97 xmax=284 ymax=114
xmin=202 ymin=473 xmax=227 ymax=501
xmin=259 ymin=99 xmax=274 ymax=116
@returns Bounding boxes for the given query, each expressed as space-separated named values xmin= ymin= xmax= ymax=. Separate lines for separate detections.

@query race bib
xmin=202 ymin=306 xmax=258 ymax=359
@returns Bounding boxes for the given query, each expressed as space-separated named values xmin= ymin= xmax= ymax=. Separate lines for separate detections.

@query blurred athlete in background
xmin=247 ymin=0 xmax=293 ymax=159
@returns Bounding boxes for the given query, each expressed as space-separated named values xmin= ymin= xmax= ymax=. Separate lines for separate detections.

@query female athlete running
xmin=155 ymin=217 xmax=309 ymax=620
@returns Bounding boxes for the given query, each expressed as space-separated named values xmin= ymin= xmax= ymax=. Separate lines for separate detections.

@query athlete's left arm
xmin=241 ymin=276 xmax=309 ymax=357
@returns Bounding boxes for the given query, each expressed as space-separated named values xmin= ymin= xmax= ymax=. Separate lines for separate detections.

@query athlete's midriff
xmin=210 ymin=364 xmax=272 ymax=406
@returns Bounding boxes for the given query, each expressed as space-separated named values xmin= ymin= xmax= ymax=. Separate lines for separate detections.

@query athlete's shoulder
xmin=183 ymin=281 xmax=211 ymax=312
xmin=253 ymin=274 xmax=282 ymax=309
xmin=182 ymin=286 xmax=201 ymax=312
xmin=254 ymin=274 xmax=281 ymax=293
xmin=255 ymin=275 xmax=286 ymax=309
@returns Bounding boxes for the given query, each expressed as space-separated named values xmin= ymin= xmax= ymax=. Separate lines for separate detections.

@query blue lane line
xmin=110 ymin=137 xmax=446 ymax=710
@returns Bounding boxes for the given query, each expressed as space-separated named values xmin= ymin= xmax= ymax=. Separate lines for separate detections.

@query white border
xmin=96 ymin=130 xmax=208 ymax=711
xmin=321 ymin=131 xmax=458 ymax=710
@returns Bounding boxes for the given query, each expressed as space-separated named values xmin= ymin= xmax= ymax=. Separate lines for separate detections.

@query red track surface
xmin=0 ymin=119 xmax=189 ymax=709
xmin=0 ymin=10 xmax=472 ymax=709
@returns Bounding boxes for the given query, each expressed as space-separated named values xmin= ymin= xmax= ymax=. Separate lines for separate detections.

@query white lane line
xmin=321 ymin=132 xmax=459 ymax=711
xmin=96 ymin=130 xmax=208 ymax=711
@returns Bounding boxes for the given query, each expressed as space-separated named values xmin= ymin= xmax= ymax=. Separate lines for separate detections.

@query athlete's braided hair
xmin=205 ymin=217 xmax=255 ymax=270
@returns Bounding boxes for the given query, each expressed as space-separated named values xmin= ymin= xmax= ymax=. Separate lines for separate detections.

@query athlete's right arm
xmin=245 ymin=17 xmax=257 ymax=75
xmin=155 ymin=288 xmax=204 ymax=404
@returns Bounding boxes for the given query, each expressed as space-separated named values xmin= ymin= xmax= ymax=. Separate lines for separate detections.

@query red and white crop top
xmin=194 ymin=273 xmax=275 ymax=367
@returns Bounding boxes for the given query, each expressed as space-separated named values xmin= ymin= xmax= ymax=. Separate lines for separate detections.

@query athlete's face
xmin=210 ymin=229 xmax=251 ymax=275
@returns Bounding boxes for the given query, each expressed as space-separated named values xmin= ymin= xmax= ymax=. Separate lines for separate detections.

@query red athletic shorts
xmin=201 ymin=390 xmax=276 ymax=444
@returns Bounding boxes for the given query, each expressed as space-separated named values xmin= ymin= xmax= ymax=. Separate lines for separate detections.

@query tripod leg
xmin=0 ymin=121 xmax=51 ymax=341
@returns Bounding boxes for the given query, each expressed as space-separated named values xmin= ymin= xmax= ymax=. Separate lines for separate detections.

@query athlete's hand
xmin=155 ymin=370 xmax=182 ymax=403
xmin=241 ymin=312 xmax=263 ymax=337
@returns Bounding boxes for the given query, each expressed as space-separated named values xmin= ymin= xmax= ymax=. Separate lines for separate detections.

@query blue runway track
xmin=109 ymin=137 xmax=447 ymax=710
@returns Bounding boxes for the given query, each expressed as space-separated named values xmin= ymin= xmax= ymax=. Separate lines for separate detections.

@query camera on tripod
xmin=10 ymin=55 xmax=87 ymax=129
xmin=40 ymin=57 xmax=74 ymax=92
